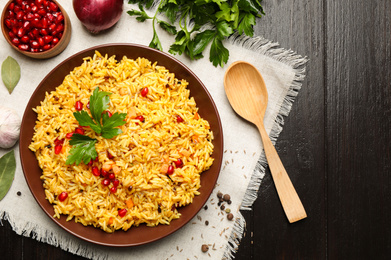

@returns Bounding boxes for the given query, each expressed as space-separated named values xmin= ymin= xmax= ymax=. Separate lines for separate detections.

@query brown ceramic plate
xmin=19 ymin=44 xmax=223 ymax=247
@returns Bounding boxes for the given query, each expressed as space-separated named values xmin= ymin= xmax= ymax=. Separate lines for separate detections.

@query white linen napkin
xmin=0 ymin=1 xmax=307 ymax=259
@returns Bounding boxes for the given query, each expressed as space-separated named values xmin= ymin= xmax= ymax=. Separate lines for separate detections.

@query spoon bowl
xmin=224 ymin=61 xmax=307 ymax=223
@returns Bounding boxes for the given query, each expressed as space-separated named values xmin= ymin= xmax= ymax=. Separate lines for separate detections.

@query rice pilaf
xmin=29 ymin=51 xmax=214 ymax=233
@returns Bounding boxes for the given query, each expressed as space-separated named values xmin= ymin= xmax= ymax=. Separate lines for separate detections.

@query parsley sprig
xmin=65 ymin=87 xmax=127 ymax=165
xmin=66 ymin=134 xmax=97 ymax=165
xmin=127 ymin=0 xmax=264 ymax=67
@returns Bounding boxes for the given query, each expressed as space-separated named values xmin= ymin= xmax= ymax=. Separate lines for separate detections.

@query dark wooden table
xmin=1 ymin=1 xmax=390 ymax=259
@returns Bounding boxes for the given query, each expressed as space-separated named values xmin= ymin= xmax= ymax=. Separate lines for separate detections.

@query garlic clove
xmin=0 ymin=106 xmax=21 ymax=149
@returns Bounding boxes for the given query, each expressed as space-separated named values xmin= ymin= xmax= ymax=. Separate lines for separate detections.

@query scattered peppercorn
xmin=220 ymin=205 xmax=225 ymax=210
xmin=225 ymin=208 xmax=231 ymax=213
xmin=204 ymin=205 xmax=208 ymax=210
xmin=223 ymin=194 xmax=230 ymax=201
xmin=201 ymin=244 xmax=209 ymax=252
xmin=227 ymin=200 xmax=232 ymax=205
xmin=227 ymin=213 xmax=234 ymax=221
xmin=217 ymin=191 xmax=223 ymax=199
xmin=205 ymin=220 xmax=209 ymax=226
xmin=16 ymin=191 xmax=21 ymax=196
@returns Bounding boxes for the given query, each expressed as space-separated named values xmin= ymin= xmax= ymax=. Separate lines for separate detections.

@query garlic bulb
xmin=0 ymin=106 xmax=21 ymax=149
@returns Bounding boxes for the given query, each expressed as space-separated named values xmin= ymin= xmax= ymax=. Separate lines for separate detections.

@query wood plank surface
xmin=325 ymin=1 xmax=391 ymax=259
xmin=1 ymin=1 xmax=390 ymax=259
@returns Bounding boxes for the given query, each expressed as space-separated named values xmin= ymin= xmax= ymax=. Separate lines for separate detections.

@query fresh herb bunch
xmin=66 ymin=87 xmax=127 ymax=165
xmin=127 ymin=0 xmax=264 ymax=67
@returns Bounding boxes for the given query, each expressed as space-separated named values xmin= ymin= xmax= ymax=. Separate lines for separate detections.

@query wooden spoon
xmin=224 ymin=61 xmax=307 ymax=223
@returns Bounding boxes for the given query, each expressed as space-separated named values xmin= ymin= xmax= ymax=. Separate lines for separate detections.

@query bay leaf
xmin=0 ymin=150 xmax=16 ymax=201
xmin=1 ymin=56 xmax=21 ymax=94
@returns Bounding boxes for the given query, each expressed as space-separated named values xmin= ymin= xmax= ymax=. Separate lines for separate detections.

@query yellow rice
xmin=29 ymin=51 xmax=214 ymax=233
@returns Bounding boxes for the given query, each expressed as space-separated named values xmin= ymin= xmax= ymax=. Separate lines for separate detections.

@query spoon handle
xmin=256 ymin=121 xmax=307 ymax=223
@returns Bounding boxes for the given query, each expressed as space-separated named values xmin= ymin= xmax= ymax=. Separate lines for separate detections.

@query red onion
xmin=72 ymin=0 xmax=123 ymax=34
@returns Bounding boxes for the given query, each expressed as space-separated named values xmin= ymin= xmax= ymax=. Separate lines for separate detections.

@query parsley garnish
xmin=65 ymin=134 xmax=97 ymax=165
xmin=127 ymin=0 xmax=264 ymax=67
xmin=65 ymin=87 xmax=127 ymax=165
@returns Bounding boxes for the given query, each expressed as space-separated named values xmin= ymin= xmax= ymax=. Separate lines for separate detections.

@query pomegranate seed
xmin=18 ymin=44 xmax=29 ymax=51
xmin=27 ymin=31 xmax=35 ymax=39
xmin=87 ymin=159 xmax=93 ymax=166
xmin=35 ymin=0 xmax=43 ymax=5
xmin=32 ymin=28 xmax=40 ymax=37
xmin=17 ymin=27 xmax=25 ymax=37
xmin=38 ymin=37 xmax=45 ymax=46
xmin=41 ymin=17 xmax=49 ymax=29
xmin=38 ymin=9 xmax=46 ymax=17
xmin=107 ymin=152 xmax=114 ymax=159
xmin=106 ymin=111 xmax=112 ymax=117
xmin=43 ymin=44 xmax=51 ymax=50
xmin=167 ymin=165 xmax=174 ymax=175
xmin=75 ymin=101 xmax=83 ymax=111
xmin=86 ymin=102 xmax=90 ymax=109
xmin=6 ymin=10 xmax=14 ymax=18
xmin=108 ymin=173 xmax=115 ymax=180
xmin=54 ymin=137 xmax=64 ymax=145
xmin=8 ymin=31 xmax=16 ymax=38
xmin=26 ymin=12 xmax=35 ymax=21
xmin=31 ymin=17 xmax=40 ymax=27
xmin=22 ymin=21 xmax=31 ymax=30
xmin=54 ymin=144 xmax=62 ymax=154
xmin=136 ymin=115 xmax=145 ymax=122
xmin=55 ymin=23 xmax=63 ymax=33
xmin=43 ymin=35 xmax=52 ymax=43
xmin=101 ymin=179 xmax=110 ymax=186
xmin=110 ymin=186 xmax=117 ymax=193
xmin=48 ymin=23 xmax=56 ymax=32
xmin=16 ymin=11 xmax=24 ymax=20
xmin=46 ymin=12 xmax=54 ymax=22
xmin=140 ymin=87 xmax=148 ymax=97
xmin=113 ymin=179 xmax=120 ymax=187
xmin=40 ymin=28 xmax=48 ymax=35
xmin=74 ymin=127 xmax=84 ymax=135
xmin=56 ymin=13 xmax=64 ymax=23
xmin=49 ymin=2 xmax=58 ymax=12
xmin=31 ymin=5 xmax=38 ymax=13
xmin=65 ymin=132 xmax=73 ymax=139
xmin=4 ymin=19 xmax=13 ymax=29
xmin=12 ymin=37 xmax=20 ymax=45
xmin=14 ymin=5 xmax=21 ymax=13
xmin=174 ymin=158 xmax=183 ymax=168
xmin=22 ymin=4 xmax=31 ymax=12
xmin=12 ymin=26 xmax=18 ymax=35
xmin=100 ymin=169 xmax=108 ymax=177
xmin=9 ymin=3 xmax=15 ymax=11
xmin=20 ymin=35 xmax=30 ymax=43
xmin=30 ymin=40 xmax=39 ymax=48
xmin=176 ymin=115 xmax=184 ymax=123
xmin=118 ymin=209 xmax=127 ymax=217
xmin=92 ymin=166 xmax=100 ymax=176
xmin=58 ymin=192 xmax=68 ymax=202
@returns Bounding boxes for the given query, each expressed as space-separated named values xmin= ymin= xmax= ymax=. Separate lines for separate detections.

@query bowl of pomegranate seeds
xmin=1 ymin=0 xmax=71 ymax=59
